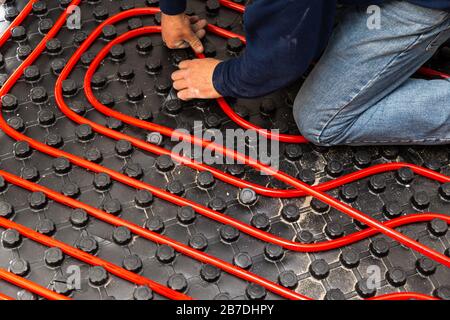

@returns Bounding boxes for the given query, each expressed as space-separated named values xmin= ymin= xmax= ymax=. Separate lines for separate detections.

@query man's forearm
xmin=160 ymin=0 xmax=187 ymax=15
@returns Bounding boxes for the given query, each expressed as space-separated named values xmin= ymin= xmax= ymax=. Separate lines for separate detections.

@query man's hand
xmin=161 ymin=13 xmax=207 ymax=54
xmin=172 ymin=58 xmax=223 ymax=101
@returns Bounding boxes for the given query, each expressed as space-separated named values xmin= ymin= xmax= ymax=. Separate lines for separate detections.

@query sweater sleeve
xmin=160 ymin=0 xmax=187 ymax=15
xmin=212 ymin=0 xmax=336 ymax=99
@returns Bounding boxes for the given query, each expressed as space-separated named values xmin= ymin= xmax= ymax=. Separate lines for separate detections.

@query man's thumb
xmin=186 ymin=33 xmax=204 ymax=54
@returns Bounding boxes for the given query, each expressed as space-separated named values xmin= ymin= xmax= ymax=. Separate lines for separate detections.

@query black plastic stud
xmin=396 ymin=167 xmax=414 ymax=184
xmin=2 ymin=229 xmax=21 ymax=249
xmin=93 ymin=5 xmax=109 ymax=21
xmin=17 ymin=45 xmax=32 ymax=60
xmin=177 ymin=206 xmax=196 ymax=225
xmin=428 ymin=218 xmax=448 ymax=237
xmin=91 ymin=72 xmax=107 ymax=89
xmin=109 ymin=44 xmax=125 ymax=61
xmin=85 ymin=147 xmax=103 ymax=163
xmin=11 ymin=26 xmax=27 ymax=41
xmin=93 ymin=173 xmax=112 ymax=191
xmin=44 ymin=247 xmax=65 ymax=268
xmin=309 ymin=259 xmax=330 ymax=279
xmin=146 ymin=57 xmax=162 ymax=74
xmin=297 ymin=169 xmax=315 ymax=185
xmin=61 ymin=182 xmax=80 ymax=198
xmin=133 ymin=286 xmax=153 ymax=300
xmin=146 ymin=216 xmax=165 ymax=234
xmin=135 ymin=190 xmax=153 ymax=208
xmin=311 ymin=198 xmax=329 ymax=214
xmin=77 ymin=236 xmax=98 ymax=254
xmin=113 ymin=226 xmax=132 ymax=245
xmin=370 ymin=238 xmax=390 ymax=258
xmin=29 ymin=192 xmax=47 ymax=210
xmin=51 ymin=58 xmax=66 ymax=75
xmin=369 ymin=175 xmax=386 ymax=193
xmin=340 ymin=248 xmax=360 ymax=268
xmin=102 ymin=199 xmax=122 ymax=216
xmin=14 ymin=141 xmax=32 ymax=159
xmin=220 ymin=225 xmax=239 ymax=243
xmin=189 ymin=234 xmax=208 ymax=251
xmin=325 ymin=289 xmax=346 ymax=300
xmin=296 ymin=230 xmax=314 ymax=244
xmin=46 ymin=39 xmax=62 ymax=55
xmin=75 ymin=124 xmax=94 ymax=141
xmin=122 ymin=254 xmax=143 ymax=273
xmin=30 ymin=86 xmax=48 ymax=103
xmin=325 ymin=221 xmax=344 ymax=239
xmin=355 ymin=279 xmax=376 ymax=298
xmin=166 ymin=181 xmax=185 ymax=196
xmin=197 ymin=171 xmax=215 ymax=189
xmin=89 ymin=266 xmax=109 ymax=286
xmin=411 ymin=191 xmax=430 ymax=210
xmin=102 ymin=25 xmax=117 ymax=40
xmin=136 ymin=37 xmax=153 ymax=54
xmin=233 ymin=253 xmax=255 ymax=272
xmin=245 ymin=283 xmax=266 ymax=300
xmin=10 ymin=259 xmax=30 ymax=277
xmin=264 ymin=243 xmax=284 ymax=261
xmin=326 ymin=160 xmax=344 ymax=177
xmin=339 ymin=185 xmax=358 ymax=203
xmin=8 ymin=116 xmax=25 ymax=132
xmin=278 ymin=270 xmax=298 ymax=289
xmin=156 ymin=245 xmax=175 ymax=263
xmin=122 ymin=163 xmax=142 ymax=180
xmin=353 ymin=150 xmax=372 ymax=168
xmin=200 ymin=264 xmax=221 ymax=283
xmin=386 ymin=267 xmax=407 ymax=287
xmin=227 ymin=38 xmax=244 ymax=54
xmin=167 ymin=274 xmax=187 ymax=292
xmin=439 ymin=183 xmax=450 ymax=201
xmin=62 ymin=79 xmax=78 ymax=96
xmin=281 ymin=204 xmax=300 ymax=222
xmin=416 ymin=257 xmax=436 ymax=276
xmin=238 ymin=188 xmax=257 ymax=206
xmin=70 ymin=209 xmax=89 ymax=228
xmin=156 ymin=155 xmax=174 ymax=172
xmin=39 ymin=19 xmax=54 ymax=34
xmin=117 ymin=64 xmax=134 ymax=81
xmin=106 ymin=117 xmax=124 ymax=131
xmin=21 ymin=166 xmax=39 ymax=182
xmin=251 ymin=213 xmax=270 ymax=231
xmin=126 ymin=85 xmax=144 ymax=102
xmin=36 ymin=219 xmax=56 ymax=236
xmin=2 ymin=94 xmax=18 ymax=112
xmin=208 ymin=197 xmax=227 ymax=212
xmin=115 ymin=139 xmax=133 ymax=157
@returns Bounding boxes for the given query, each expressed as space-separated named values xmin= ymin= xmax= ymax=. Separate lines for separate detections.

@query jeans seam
xmin=316 ymin=33 xmax=427 ymax=145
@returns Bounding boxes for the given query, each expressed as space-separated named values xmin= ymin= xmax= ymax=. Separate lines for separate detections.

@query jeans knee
xmin=293 ymin=98 xmax=326 ymax=146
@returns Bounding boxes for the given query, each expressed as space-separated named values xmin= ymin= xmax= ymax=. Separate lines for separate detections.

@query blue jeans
xmin=294 ymin=1 xmax=450 ymax=146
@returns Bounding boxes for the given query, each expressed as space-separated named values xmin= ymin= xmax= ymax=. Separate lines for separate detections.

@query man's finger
xmin=195 ymin=29 xmax=206 ymax=40
xmin=166 ymin=40 xmax=189 ymax=49
xmin=177 ymin=89 xmax=192 ymax=101
xmin=192 ymin=19 xmax=208 ymax=32
xmin=185 ymin=33 xmax=204 ymax=54
xmin=171 ymin=69 xmax=187 ymax=81
xmin=178 ymin=60 xmax=192 ymax=70
xmin=189 ymin=15 xmax=200 ymax=24
xmin=173 ymin=79 xmax=189 ymax=91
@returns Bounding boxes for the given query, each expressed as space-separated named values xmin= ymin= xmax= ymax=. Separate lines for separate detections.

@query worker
xmin=160 ymin=1 xmax=450 ymax=146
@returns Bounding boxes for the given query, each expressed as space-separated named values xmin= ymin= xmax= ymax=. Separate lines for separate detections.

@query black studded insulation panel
xmin=0 ymin=0 xmax=449 ymax=301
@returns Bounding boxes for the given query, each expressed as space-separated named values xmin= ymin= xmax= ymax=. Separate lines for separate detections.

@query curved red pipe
xmin=54 ymin=8 xmax=450 ymax=267
xmin=84 ymin=26 xmax=450 ymax=199
xmin=0 ymin=292 xmax=14 ymax=301
xmin=0 ymin=0 xmax=38 ymax=47
xmin=0 ymin=268 xmax=71 ymax=300
xmin=0 ymin=171 xmax=445 ymax=301
xmin=0 ymin=0 xmax=446 ymax=300
xmin=0 ymin=216 xmax=190 ymax=300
